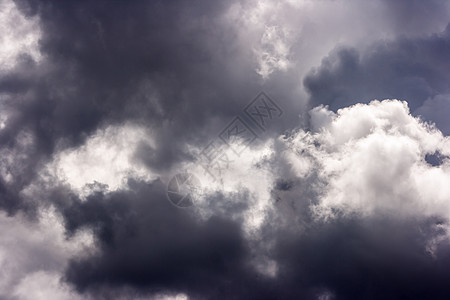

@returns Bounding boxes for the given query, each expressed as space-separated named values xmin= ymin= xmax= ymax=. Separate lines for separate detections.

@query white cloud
xmin=254 ymin=25 xmax=292 ymax=79
xmin=11 ymin=271 xmax=83 ymax=300
xmin=0 ymin=208 xmax=93 ymax=299
xmin=177 ymin=99 xmax=450 ymax=253
xmin=0 ymin=0 xmax=42 ymax=71
xmin=188 ymin=139 xmax=276 ymax=233
xmin=283 ymin=99 xmax=450 ymax=220
xmin=48 ymin=123 xmax=156 ymax=197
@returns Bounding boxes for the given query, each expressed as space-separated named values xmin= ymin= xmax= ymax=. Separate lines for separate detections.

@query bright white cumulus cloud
xmin=282 ymin=99 xmax=450 ymax=220
xmin=48 ymin=123 xmax=157 ymax=197
xmin=169 ymin=99 xmax=450 ymax=240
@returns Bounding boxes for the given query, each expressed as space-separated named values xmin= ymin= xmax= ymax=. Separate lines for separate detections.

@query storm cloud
xmin=1 ymin=0 xmax=450 ymax=299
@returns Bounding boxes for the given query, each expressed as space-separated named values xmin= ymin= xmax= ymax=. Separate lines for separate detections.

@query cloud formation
xmin=285 ymin=100 xmax=450 ymax=219
xmin=304 ymin=23 xmax=450 ymax=132
xmin=1 ymin=0 xmax=450 ymax=299
xmin=54 ymin=100 xmax=450 ymax=299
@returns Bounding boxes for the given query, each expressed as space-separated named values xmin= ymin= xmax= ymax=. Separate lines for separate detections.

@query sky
xmin=0 ymin=0 xmax=450 ymax=299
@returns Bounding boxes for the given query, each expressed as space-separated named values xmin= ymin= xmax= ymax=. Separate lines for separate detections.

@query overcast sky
xmin=1 ymin=0 xmax=450 ymax=299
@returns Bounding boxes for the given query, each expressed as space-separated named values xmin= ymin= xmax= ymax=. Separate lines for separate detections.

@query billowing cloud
xmin=283 ymin=100 xmax=450 ymax=220
xmin=1 ymin=0 xmax=450 ymax=299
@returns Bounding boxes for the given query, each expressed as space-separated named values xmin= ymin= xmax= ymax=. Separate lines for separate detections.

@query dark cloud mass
xmin=0 ymin=0 xmax=250 ymax=214
xmin=276 ymin=217 xmax=450 ymax=300
xmin=56 ymin=180 xmax=450 ymax=299
xmin=62 ymin=180 xmax=251 ymax=298
xmin=1 ymin=0 xmax=450 ymax=299
xmin=304 ymin=24 xmax=450 ymax=112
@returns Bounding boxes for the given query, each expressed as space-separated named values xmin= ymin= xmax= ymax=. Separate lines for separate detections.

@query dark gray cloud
xmin=60 ymin=179 xmax=271 ymax=299
xmin=304 ymin=23 xmax=450 ymax=115
xmin=380 ymin=0 xmax=450 ymax=35
xmin=1 ymin=0 xmax=450 ymax=299
xmin=59 ymin=180 xmax=450 ymax=299
xmin=275 ymin=216 xmax=450 ymax=300
xmin=0 ymin=0 xmax=303 ymax=214
xmin=0 ymin=0 xmax=243 ymax=214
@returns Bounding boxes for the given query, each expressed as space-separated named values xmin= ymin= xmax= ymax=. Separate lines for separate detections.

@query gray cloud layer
xmin=304 ymin=23 xmax=450 ymax=133
xmin=1 ymin=0 xmax=450 ymax=299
